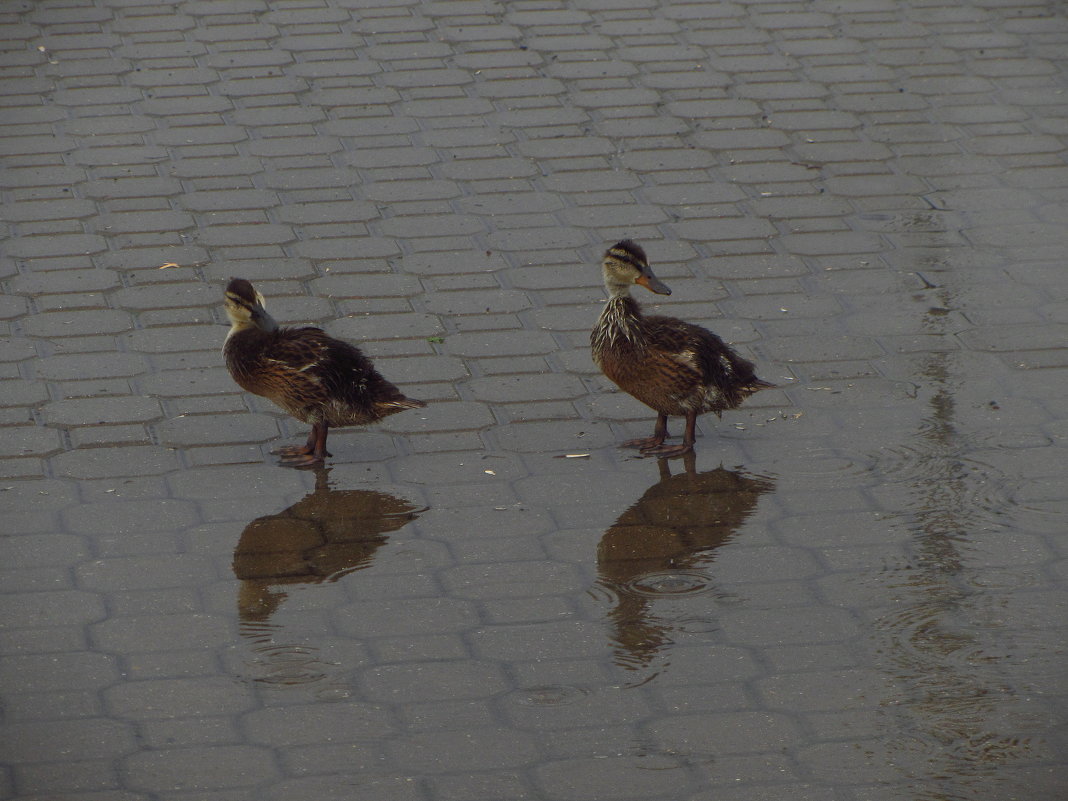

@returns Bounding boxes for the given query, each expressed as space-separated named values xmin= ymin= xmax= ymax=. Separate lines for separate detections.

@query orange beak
xmin=636 ymin=272 xmax=671 ymax=296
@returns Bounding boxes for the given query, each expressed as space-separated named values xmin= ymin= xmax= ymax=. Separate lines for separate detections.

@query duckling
xmin=223 ymin=278 xmax=425 ymax=467
xmin=591 ymin=240 xmax=772 ymax=457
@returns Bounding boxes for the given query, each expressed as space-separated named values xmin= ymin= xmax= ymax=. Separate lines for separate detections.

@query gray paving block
xmin=264 ymin=776 xmax=421 ymax=801
xmin=0 ymin=378 xmax=49 ymax=407
xmin=649 ymin=710 xmax=802 ymax=755
xmin=141 ymin=367 xmax=235 ymax=397
xmin=155 ymin=413 xmax=280 ymax=447
xmin=294 ymin=235 xmax=399 ymax=259
xmin=491 ymin=419 xmax=616 ymax=453
xmin=137 ymin=717 xmax=240 ymax=753
xmin=75 ymin=553 xmax=213 ymax=591
xmin=21 ymin=309 xmax=133 ymax=339
xmin=387 ymin=727 xmax=538 ymax=773
xmin=3 ymin=589 xmax=106 ymax=630
xmin=362 ymin=660 xmax=507 ymax=703
xmin=243 ymin=703 xmax=393 ymax=749
xmin=467 ymin=374 xmax=586 ymax=404
xmin=94 ymin=245 xmax=209 ymax=272
xmin=105 ymin=676 xmax=255 ymax=721
xmin=6 ymin=234 xmax=107 ymax=258
xmin=14 ymin=759 xmax=124 ymax=796
xmin=51 ymin=446 xmax=182 ymax=479
xmin=0 ymin=534 xmax=88 ymax=570
xmin=121 ymin=744 xmax=279 ymax=792
xmin=0 ymin=651 xmax=118 ymax=693
xmin=0 ymin=426 xmax=62 ymax=457
xmin=2 ymin=2 xmax=1067 ymax=799
xmin=0 ymin=719 xmax=135 ymax=763
xmin=536 ymin=756 xmax=695 ymax=800
xmin=334 ymin=597 xmax=478 ymax=638
xmin=91 ymin=612 xmax=231 ymax=653
xmin=122 ymin=325 xmax=223 ymax=353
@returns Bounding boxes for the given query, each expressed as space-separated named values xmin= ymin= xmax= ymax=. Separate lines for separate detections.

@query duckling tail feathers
xmin=721 ymin=376 xmax=775 ymax=408
xmin=375 ymin=396 xmax=427 ymax=415
xmin=735 ymin=377 xmax=776 ymax=399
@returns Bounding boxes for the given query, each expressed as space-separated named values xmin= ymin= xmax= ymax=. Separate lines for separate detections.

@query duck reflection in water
xmin=597 ymin=455 xmax=774 ymax=674
xmin=232 ymin=467 xmax=423 ymax=625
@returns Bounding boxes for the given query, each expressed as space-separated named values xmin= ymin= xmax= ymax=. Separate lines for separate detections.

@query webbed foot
xmin=639 ymin=442 xmax=693 ymax=458
xmin=620 ymin=436 xmax=667 ymax=451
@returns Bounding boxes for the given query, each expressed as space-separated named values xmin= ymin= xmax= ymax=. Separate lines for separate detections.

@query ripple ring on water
xmin=623 ymin=570 xmax=715 ymax=598
xmin=513 ymin=684 xmax=590 ymax=707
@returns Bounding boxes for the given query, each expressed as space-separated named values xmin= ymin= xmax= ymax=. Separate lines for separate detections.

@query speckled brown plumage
xmin=591 ymin=240 xmax=772 ymax=457
xmin=223 ymin=278 xmax=425 ymax=466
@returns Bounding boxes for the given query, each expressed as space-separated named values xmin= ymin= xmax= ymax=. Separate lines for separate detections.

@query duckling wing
xmin=644 ymin=316 xmax=760 ymax=404
xmin=259 ymin=327 xmax=379 ymax=415
xmin=252 ymin=328 xmax=334 ymax=406
xmin=270 ymin=327 xmax=371 ymax=382
xmin=270 ymin=327 xmax=422 ymax=421
xmin=265 ymin=327 xmax=333 ymax=370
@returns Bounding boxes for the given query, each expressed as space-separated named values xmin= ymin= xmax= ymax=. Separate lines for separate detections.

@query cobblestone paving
xmin=2 ymin=0 xmax=1068 ymax=799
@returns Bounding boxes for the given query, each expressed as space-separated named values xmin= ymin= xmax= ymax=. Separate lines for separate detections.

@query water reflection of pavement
xmin=597 ymin=457 xmax=774 ymax=674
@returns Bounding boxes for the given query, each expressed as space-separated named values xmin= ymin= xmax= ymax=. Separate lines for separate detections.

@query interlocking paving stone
xmin=334 ymin=597 xmax=478 ymax=638
xmin=2 ymin=0 xmax=1068 ymax=799
xmin=0 ymin=719 xmax=136 ymax=764
xmin=536 ymin=756 xmax=696 ymax=800
xmin=154 ymin=413 xmax=280 ymax=448
xmin=121 ymin=744 xmax=279 ymax=793
xmin=91 ymin=614 xmax=232 ymax=654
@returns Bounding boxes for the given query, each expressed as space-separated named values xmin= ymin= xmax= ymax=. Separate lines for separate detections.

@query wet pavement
xmin=2 ymin=0 xmax=1068 ymax=798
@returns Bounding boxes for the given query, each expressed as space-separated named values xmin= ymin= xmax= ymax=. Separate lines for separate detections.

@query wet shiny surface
xmin=596 ymin=460 xmax=774 ymax=676
xmin=2 ymin=0 xmax=1068 ymax=799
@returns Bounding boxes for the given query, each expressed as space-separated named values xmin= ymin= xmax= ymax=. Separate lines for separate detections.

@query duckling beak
xmin=250 ymin=304 xmax=279 ymax=333
xmin=636 ymin=272 xmax=672 ymax=296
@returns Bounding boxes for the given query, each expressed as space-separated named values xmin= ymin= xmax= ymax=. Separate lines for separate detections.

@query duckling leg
xmin=641 ymin=412 xmax=696 ymax=458
xmin=310 ymin=422 xmax=332 ymax=460
xmin=277 ymin=423 xmax=333 ymax=466
xmin=621 ymin=413 xmax=669 ymax=450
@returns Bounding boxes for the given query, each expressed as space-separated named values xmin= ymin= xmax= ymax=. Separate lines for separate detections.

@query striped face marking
xmin=223 ymin=279 xmax=273 ymax=333
xmin=225 ymin=289 xmax=265 ymax=310
xmin=606 ymin=242 xmax=648 ymax=272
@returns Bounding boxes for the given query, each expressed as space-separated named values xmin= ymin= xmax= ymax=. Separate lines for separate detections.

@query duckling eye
xmin=611 ymin=254 xmax=645 ymax=273
xmin=225 ymin=293 xmax=254 ymax=312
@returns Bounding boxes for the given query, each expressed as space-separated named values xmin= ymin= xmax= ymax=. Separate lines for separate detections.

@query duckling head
xmin=224 ymin=278 xmax=279 ymax=333
xmin=602 ymin=240 xmax=672 ymax=297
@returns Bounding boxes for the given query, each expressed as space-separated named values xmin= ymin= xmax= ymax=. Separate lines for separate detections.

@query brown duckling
xmin=591 ymin=240 xmax=772 ymax=457
xmin=223 ymin=278 xmax=425 ymax=466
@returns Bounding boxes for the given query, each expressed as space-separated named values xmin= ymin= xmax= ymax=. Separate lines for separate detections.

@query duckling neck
xmin=593 ymin=293 xmax=649 ymax=352
xmin=253 ymin=309 xmax=279 ymax=333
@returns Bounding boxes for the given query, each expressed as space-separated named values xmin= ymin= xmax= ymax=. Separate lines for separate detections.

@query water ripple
xmin=1004 ymin=478 xmax=1068 ymax=533
xmin=512 ymin=685 xmax=589 ymax=707
xmin=621 ymin=570 xmax=716 ymax=599
xmin=787 ymin=448 xmax=875 ymax=477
